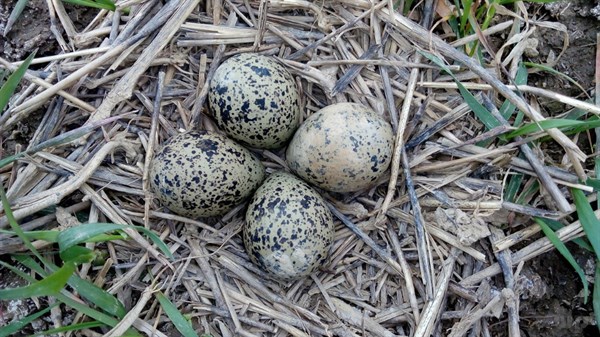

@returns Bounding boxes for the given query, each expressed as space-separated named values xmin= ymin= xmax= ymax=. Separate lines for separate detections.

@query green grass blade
xmin=15 ymin=255 xmax=127 ymax=319
xmin=523 ymin=119 xmax=589 ymax=137
xmin=565 ymin=107 xmax=589 ymax=120
xmin=156 ymin=292 xmax=198 ymax=337
xmin=0 ymin=229 xmax=121 ymax=243
xmin=513 ymin=109 xmax=525 ymax=128
xmin=459 ymin=0 xmax=472 ymax=34
xmin=504 ymin=173 xmax=523 ymax=203
xmin=448 ymin=16 xmax=461 ymax=39
xmin=85 ymin=233 xmax=126 ymax=242
xmin=473 ymin=36 xmax=485 ymax=61
xmin=14 ymin=255 xmax=49 ymax=275
xmin=57 ymin=223 xmax=126 ymax=249
xmin=68 ymin=273 xmax=127 ymax=318
xmin=55 ymin=291 xmax=126 ymax=331
xmin=0 ymin=229 xmax=59 ymax=242
xmin=466 ymin=12 xmax=484 ymax=58
xmin=58 ymin=222 xmax=174 ymax=259
xmin=567 ymin=115 xmax=600 ymax=136
xmin=500 ymin=0 xmax=561 ymax=4
xmin=0 ymin=304 xmax=57 ymax=337
xmin=0 ymin=259 xmax=35 ymax=280
xmin=0 ymin=183 xmax=45 ymax=264
xmin=419 ymin=50 xmax=501 ymax=130
xmin=60 ymin=245 xmax=96 ymax=264
xmin=588 ymin=178 xmax=600 ymax=192
xmin=543 ymin=218 xmax=593 ymax=252
xmin=498 ymin=97 xmax=515 ymax=122
xmin=572 ymin=188 xmax=600 ymax=258
xmin=577 ymin=178 xmax=600 ymax=328
xmin=95 ymin=0 xmax=115 ymax=5
xmin=61 ymin=0 xmax=115 ymax=10
xmin=480 ymin=0 xmax=498 ymax=31
xmin=500 ymin=64 xmax=528 ymax=121
xmin=402 ymin=0 xmax=415 ymax=14
xmin=506 ymin=118 xmax=600 ymax=139
xmin=523 ymin=61 xmax=588 ymax=97
xmin=32 ymin=321 xmax=105 ymax=336
xmin=535 ymin=217 xmax=589 ymax=302
xmin=515 ymin=180 xmax=539 ymax=205
xmin=0 ymin=115 xmax=122 ymax=169
xmin=0 ymin=262 xmax=75 ymax=300
xmin=0 ymin=260 xmax=132 ymax=334
xmin=0 ymin=51 xmax=34 ymax=114
xmin=3 ymin=0 xmax=29 ymax=36
xmin=595 ymin=263 xmax=600 ymax=335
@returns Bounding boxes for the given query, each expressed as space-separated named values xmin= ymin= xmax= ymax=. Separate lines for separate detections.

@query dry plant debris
xmin=0 ymin=0 xmax=597 ymax=336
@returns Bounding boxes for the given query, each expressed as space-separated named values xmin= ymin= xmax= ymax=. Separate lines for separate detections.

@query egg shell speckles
xmin=286 ymin=102 xmax=394 ymax=193
xmin=208 ymin=53 xmax=301 ymax=149
xmin=243 ymin=172 xmax=334 ymax=281
xmin=150 ymin=131 xmax=265 ymax=218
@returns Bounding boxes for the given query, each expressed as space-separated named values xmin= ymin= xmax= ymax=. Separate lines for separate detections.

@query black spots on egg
xmin=196 ymin=138 xmax=219 ymax=159
xmin=349 ymin=135 xmax=361 ymax=153
xmin=240 ymin=101 xmax=251 ymax=113
xmin=220 ymin=105 xmax=232 ymax=124
xmin=149 ymin=131 xmax=265 ymax=218
xmin=300 ymin=195 xmax=313 ymax=209
xmin=214 ymin=83 xmax=228 ymax=95
xmin=158 ymin=185 xmax=173 ymax=197
xmin=250 ymin=65 xmax=271 ymax=77
xmin=370 ymin=155 xmax=379 ymax=172
xmin=254 ymin=98 xmax=266 ymax=110
xmin=207 ymin=53 xmax=301 ymax=149
xmin=243 ymin=172 xmax=334 ymax=281
xmin=266 ymin=197 xmax=281 ymax=211
xmin=312 ymin=118 xmax=323 ymax=130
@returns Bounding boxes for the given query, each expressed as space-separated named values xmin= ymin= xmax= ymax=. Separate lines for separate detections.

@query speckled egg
xmin=286 ymin=103 xmax=394 ymax=193
xmin=208 ymin=53 xmax=301 ymax=149
xmin=243 ymin=172 xmax=334 ymax=281
xmin=150 ymin=131 xmax=265 ymax=218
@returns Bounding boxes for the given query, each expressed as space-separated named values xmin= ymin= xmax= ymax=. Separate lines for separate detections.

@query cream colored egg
xmin=286 ymin=103 xmax=394 ymax=193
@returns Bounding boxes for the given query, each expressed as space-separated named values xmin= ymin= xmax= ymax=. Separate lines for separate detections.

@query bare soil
xmin=516 ymin=249 xmax=596 ymax=337
xmin=534 ymin=1 xmax=600 ymax=98
xmin=518 ymin=3 xmax=600 ymax=335
xmin=0 ymin=0 xmax=55 ymax=61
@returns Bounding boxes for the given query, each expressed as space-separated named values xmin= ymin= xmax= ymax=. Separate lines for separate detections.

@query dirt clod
xmin=0 ymin=0 xmax=56 ymax=61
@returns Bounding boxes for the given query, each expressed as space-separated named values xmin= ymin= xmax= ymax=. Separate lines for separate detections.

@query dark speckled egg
xmin=208 ymin=53 xmax=301 ymax=149
xmin=286 ymin=103 xmax=394 ymax=193
xmin=150 ymin=131 xmax=265 ymax=218
xmin=243 ymin=172 xmax=334 ymax=281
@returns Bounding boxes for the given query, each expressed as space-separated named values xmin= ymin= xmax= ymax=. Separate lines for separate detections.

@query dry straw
xmin=0 ymin=0 xmax=595 ymax=336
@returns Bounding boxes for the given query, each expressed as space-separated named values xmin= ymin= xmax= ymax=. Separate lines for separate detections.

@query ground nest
xmin=1 ymin=0 xmax=600 ymax=336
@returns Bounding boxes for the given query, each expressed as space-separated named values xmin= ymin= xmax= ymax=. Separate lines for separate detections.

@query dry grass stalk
xmin=378 ymin=5 xmax=588 ymax=178
xmin=421 ymin=82 xmax=600 ymax=115
xmin=0 ymin=0 xmax=596 ymax=336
